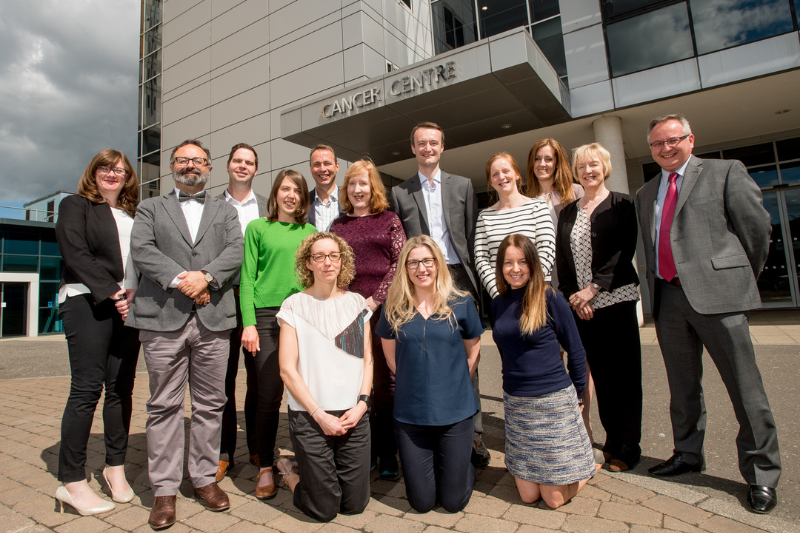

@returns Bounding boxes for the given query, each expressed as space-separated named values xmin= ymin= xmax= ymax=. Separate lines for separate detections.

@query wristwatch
xmin=202 ymin=270 xmax=214 ymax=284
xmin=591 ymin=283 xmax=601 ymax=291
xmin=357 ymin=394 xmax=371 ymax=408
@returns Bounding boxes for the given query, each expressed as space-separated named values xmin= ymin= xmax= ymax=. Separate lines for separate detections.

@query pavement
xmin=0 ymin=312 xmax=798 ymax=533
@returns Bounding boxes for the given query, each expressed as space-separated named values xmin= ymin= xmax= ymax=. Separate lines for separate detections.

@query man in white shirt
xmin=308 ymin=144 xmax=345 ymax=231
xmin=389 ymin=122 xmax=489 ymax=467
xmin=128 ymin=139 xmax=243 ymax=529
xmin=215 ymin=143 xmax=269 ymax=483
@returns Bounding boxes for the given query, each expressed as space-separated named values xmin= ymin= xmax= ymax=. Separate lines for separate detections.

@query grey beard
xmin=174 ymin=168 xmax=210 ymax=186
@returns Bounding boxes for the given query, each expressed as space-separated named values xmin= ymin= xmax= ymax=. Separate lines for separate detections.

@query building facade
xmin=139 ymin=0 xmax=800 ymax=311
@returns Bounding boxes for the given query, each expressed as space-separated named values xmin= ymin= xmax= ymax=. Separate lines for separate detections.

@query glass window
xmin=691 ymin=0 xmax=794 ymax=55
xmin=141 ymin=126 xmax=161 ymax=158
xmin=642 ymin=162 xmax=661 ymax=182
xmin=780 ymin=160 xmax=800 ymax=186
xmin=479 ymin=0 xmax=530 ymax=38
xmin=601 ymin=0 xmax=665 ymax=19
xmin=141 ymin=0 xmax=162 ymax=32
xmin=140 ymin=151 xmax=161 ymax=185
xmin=3 ymin=229 xmax=38 ymax=255
xmin=722 ymin=142 xmax=775 ymax=167
xmin=142 ymin=179 xmax=161 ymax=199
xmin=39 ymin=307 xmax=63 ymax=334
xmin=39 ymin=282 xmax=60 ymax=308
xmin=143 ymin=77 xmax=161 ymax=129
xmin=749 ymin=165 xmax=780 ymax=188
xmin=795 ymin=0 xmax=800 ymax=26
xmin=400 ymin=0 xmax=411 ymax=8
xmin=531 ymin=17 xmax=567 ymax=77
xmin=142 ymin=50 xmax=161 ymax=83
xmin=696 ymin=151 xmax=722 ymax=159
xmin=142 ymin=27 xmax=161 ymax=57
xmin=605 ymin=3 xmax=694 ymax=77
xmin=39 ymin=257 xmax=62 ymax=281
xmin=40 ymin=233 xmax=60 ymax=256
xmin=529 ymin=0 xmax=559 ymax=22
xmin=2 ymin=255 xmax=38 ymax=272
xmin=776 ymin=137 xmax=800 ymax=161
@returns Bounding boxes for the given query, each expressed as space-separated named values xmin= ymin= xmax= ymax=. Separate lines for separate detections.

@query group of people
xmin=53 ymin=114 xmax=782 ymax=530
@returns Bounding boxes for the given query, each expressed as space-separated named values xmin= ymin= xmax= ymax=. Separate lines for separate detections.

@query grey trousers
xmin=140 ymin=315 xmax=231 ymax=496
xmin=654 ymin=281 xmax=781 ymax=487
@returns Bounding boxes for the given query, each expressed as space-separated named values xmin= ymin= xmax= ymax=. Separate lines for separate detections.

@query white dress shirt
xmin=654 ymin=158 xmax=690 ymax=279
xmin=224 ymin=188 xmax=260 ymax=235
xmin=419 ymin=170 xmax=459 ymax=265
xmin=169 ymin=187 xmax=205 ymax=288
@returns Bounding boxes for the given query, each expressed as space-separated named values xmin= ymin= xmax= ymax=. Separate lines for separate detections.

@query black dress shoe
xmin=747 ymin=485 xmax=777 ymax=514
xmin=648 ymin=453 xmax=702 ymax=477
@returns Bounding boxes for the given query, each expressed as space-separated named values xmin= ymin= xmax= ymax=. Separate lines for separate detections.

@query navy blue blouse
xmin=491 ymin=287 xmax=587 ymax=399
xmin=376 ymin=295 xmax=485 ymax=426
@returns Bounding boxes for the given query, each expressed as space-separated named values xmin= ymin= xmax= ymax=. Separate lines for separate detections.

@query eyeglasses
xmin=649 ymin=134 xmax=690 ymax=150
xmin=173 ymin=157 xmax=209 ymax=167
xmin=407 ymin=258 xmax=436 ymax=270
xmin=310 ymin=252 xmax=343 ymax=263
xmin=96 ymin=166 xmax=129 ymax=177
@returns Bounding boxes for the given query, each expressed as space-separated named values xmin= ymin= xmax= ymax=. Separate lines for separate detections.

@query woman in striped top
xmin=475 ymin=152 xmax=555 ymax=300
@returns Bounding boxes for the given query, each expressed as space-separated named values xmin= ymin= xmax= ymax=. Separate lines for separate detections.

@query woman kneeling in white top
xmin=276 ymin=232 xmax=374 ymax=522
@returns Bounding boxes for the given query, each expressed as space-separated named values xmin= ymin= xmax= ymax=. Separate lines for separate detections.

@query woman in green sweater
xmin=240 ymin=169 xmax=316 ymax=500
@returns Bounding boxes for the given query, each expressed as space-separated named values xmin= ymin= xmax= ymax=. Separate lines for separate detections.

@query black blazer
xmin=56 ymin=194 xmax=127 ymax=304
xmin=556 ymin=191 xmax=639 ymax=298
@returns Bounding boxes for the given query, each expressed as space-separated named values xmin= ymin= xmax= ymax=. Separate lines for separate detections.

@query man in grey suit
xmin=389 ymin=121 xmax=490 ymax=467
xmin=635 ymin=114 xmax=780 ymax=514
xmin=308 ymin=144 xmax=345 ymax=231
xmin=215 ymin=143 xmax=269 ymax=482
xmin=128 ymin=139 xmax=243 ymax=529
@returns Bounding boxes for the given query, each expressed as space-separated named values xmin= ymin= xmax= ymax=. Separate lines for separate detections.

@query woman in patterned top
xmin=475 ymin=152 xmax=555 ymax=300
xmin=330 ymin=159 xmax=406 ymax=479
xmin=555 ymin=143 xmax=643 ymax=472
xmin=276 ymin=232 xmax=373 ymax=522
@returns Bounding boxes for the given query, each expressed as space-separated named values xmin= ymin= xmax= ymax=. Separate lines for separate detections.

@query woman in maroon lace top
xmin=331 ymin=158 xmax=406 ymax=479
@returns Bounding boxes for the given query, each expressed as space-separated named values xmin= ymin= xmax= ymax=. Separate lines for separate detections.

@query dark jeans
xmin=58 ymin=294 xmax=140 ymax=483
xmin=251 ymin=307 xmax=284 ymax=467
xmin=394 ymin=416 xmax=475 ymax=513
xmin=220 ymin=294 xmax=258 ymax=460
xmin=573 ymin=300 xmax=642 ymax=461
xmin=289 ymin=409 xmax=371 ymax=522
xmin=369 ymin=312 xmax=396 ymax=462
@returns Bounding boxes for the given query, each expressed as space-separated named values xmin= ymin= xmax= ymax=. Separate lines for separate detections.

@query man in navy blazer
xmin=307 ymin=144 xmax=345 ymax=230
xmin=635 ymin=114 xmax=780 ymax=514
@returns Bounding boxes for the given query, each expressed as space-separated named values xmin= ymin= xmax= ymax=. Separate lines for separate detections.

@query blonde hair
xmin=294 ymin=232 xmax=355 ymax=289
xmin=382 ymin=235 xmax=467 ymax=333
xmin=495 ymin=234 xmax=552 ymax=335
xmin=572 ymin=143 xmax=612 ymax=180
xmin=484 ymin=152 xmax=523 ymax=199
xmin=340 ymin=159 xmax=390 ymax=214
xmin=526 ymin=138 xmax=577 ymax=203
xmin=78 ymin=149 xmax=138 ymax=216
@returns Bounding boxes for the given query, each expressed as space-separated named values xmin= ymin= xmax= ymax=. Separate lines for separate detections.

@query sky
xmin=0 ymin=0 xmax=139 ymax=207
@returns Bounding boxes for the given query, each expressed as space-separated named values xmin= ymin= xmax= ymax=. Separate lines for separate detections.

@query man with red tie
xmin=635 ymin=114 xmax=780 ymax=514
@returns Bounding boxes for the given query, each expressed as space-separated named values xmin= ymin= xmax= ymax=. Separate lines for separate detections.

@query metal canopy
xmin=280 ymin=29 xmax=572 ymax=166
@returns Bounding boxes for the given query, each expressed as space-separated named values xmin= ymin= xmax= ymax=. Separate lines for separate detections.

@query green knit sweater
xmin=240 ymin=218 xmax=316 ymax=327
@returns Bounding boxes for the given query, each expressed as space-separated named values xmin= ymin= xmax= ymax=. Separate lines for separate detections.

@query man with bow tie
xmin=127 ymin=139 xmax=243 ymax=529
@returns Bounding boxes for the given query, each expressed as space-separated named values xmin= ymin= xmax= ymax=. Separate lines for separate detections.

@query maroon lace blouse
xmin=330 ymin=210 xmax=406 ymax=304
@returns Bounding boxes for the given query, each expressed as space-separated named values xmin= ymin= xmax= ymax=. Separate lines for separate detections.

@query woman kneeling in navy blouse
xmin=376 ymin=235 xmax=484 ymax=513
xmin=492 ymin=234 xmax=600 ymax=508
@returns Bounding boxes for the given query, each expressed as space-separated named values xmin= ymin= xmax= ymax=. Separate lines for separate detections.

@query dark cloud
xmin=0 ymin=0 xmax=139 ymax=204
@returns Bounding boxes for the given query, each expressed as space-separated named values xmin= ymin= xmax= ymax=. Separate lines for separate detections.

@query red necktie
xmin=658 ymin=172 xmax=679 ymax=282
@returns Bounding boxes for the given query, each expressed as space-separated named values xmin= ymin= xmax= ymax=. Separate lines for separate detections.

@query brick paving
xmin=0 ymin=370 xmax=797 ymax=533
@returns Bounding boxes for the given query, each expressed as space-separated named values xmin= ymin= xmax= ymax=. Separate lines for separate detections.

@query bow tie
xmin=178 ymin=190 xmax=206 ymax=203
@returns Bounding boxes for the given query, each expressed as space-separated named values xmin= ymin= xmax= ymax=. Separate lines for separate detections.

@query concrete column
xmin=592 ymin=116 xmax=644 ymax=325
xmin=592 ymin=115 xmax=629 ymax=194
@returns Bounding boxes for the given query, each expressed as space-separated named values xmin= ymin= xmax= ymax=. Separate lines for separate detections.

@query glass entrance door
xmin=757 ymin=187 xmax=800 ymax=308
xmin=0 ymin=282 xmax=28 ymax=338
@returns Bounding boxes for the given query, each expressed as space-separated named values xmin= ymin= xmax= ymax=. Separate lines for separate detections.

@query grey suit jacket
xmin=127 ymin=190 xmax=244 ymax=332
xmin=389 ymin=171 xmax=479 ymax=295
xmin=635 ymin=155 xmax=770 ymax=315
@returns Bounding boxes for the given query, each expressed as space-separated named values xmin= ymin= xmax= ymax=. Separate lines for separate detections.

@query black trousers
xmin=220 ymin=294 xmax=258 ymax=460
xmin=573 ymin=300 xmax=642 ymax=461
xmin=394 ymin=416 xmax=475 ymax=513
xmin=58 ymin=294 xmax=140 ymax=483
xmin=289 ymin=409 xmax=371 ymax=522
xmin=369 ymin=311 xmax=396 ymax=462
xmin=251 ymin=307 xmax=284 ymax=467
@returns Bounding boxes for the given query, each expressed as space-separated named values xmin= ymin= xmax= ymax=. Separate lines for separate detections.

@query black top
xmin=56 ymin=194 xmax=126 ymax=304
xmin=555 ymin=191 xmax=639 ymax=298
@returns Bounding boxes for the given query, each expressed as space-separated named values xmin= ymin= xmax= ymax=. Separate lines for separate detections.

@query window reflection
xmin=479 ymin=0 xmax=529 ymax=38
xmin=142 ymin=50 xmax=161 ymax=83
xmin=605 ymin=3 xmax=694 ymax=77
xmin=529 ymin=0 xmax=559 ymax=21
xmin=2 ymin=255 xmax=38 ymax=272
xmin=723 ymin=142 xmax=775 ymax=167
xmin=142 ymin=0 xmax=162 ymax=33
xmin=143 ymin=77 xmax=161 ymax=128
xmin=776 ymin=137 xmax=800 ymax=161
xmin=432 ymin=1 xmax=478 ymax=53
xmin=759 ymin=191 xmax=793 ymax=303
xmin=780 ymin=161 xmax=800 ymax=186
xmin=749 ymin=166 xmax=780 ymax=188
xmin=531 ymin=17 xmax=567 ymax=78
xmin=142 ymin=27 xmax=161 ymax=56
xmin=691 ymin=0 xmax=794 ymax=55
xmin=601 ymin=0 xmax=664 ymax=18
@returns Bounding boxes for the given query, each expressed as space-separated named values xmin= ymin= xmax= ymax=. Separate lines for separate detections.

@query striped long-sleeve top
xmin=474 ymin=198 xmax=556 ymax=298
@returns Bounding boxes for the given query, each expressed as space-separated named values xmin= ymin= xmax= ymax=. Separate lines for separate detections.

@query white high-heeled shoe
xmin=55 ymin=485 xmax=115 ymax=516
xmin=102 ymin=466 xmax=135 ymax=503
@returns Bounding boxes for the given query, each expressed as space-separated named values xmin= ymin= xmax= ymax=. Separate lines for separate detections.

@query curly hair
xmin=294 ymin=232 xmax=356 ymax=289
xmin=77 ymin=149 xmax=138 ymax=216
xmin=340 ymin=158 xmax=390 ymax=214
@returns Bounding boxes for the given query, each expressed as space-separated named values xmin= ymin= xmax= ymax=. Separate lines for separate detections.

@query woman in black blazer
xmin=54 ymin=150 xmax=141 ymax=516
xmin=555 ymin=143 xmax=643 ymax=473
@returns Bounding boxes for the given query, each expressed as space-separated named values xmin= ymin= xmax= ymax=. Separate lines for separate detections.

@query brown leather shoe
xmin=149 ymin=495 xmax=176 ymax=530
xmin=255 ymin=467 xmax=277 ymax=500
xmin=193 ymin=482 xmax=230 ymax=512
xmin=215 ymin=460 xmax=231 ymax=483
